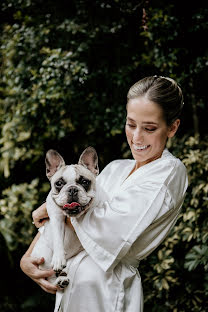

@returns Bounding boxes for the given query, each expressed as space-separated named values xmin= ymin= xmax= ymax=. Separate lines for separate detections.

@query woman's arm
xmin=71 ymin=158 xmax=188 ymax=272
xmin=20 ymin=233 xmax=58 ymax=294
xmin=32 ymin=202 xmax=74 ymax=230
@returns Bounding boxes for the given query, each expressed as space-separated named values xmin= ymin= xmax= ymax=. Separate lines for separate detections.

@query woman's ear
xmin=167 ymin=119 xmax=180 ymax=138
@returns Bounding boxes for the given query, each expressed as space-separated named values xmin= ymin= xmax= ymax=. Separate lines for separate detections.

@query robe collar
xmin=120 ymin=148 xmax=171 ymax=187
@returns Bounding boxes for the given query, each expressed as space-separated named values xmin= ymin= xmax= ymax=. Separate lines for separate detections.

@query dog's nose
xmin=68 ymin=187 xmax=78 ymax=196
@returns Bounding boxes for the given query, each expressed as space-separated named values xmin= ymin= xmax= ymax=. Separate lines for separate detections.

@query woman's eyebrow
xmin=126 ymin=117 xmax=158 ymax=125
xmin=142 ymin=121 xmax=158 ymax=125
xmin=126 ymin=117 xmax=135 ymax=122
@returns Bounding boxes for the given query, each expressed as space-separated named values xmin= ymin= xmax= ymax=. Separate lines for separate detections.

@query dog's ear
xmin=78 ymin=147 xmax=99 ymax=176
xmin=45 ymin=149 xmax=65 ymax=180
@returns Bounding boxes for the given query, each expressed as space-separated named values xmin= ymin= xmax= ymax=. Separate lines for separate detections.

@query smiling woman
xmin=126 ymin=102 xmax=178 ymax=168
xmin=125 ymin=76 xmax=182 ymax=169
xmin=20 ymin=76 xmax=188 ymax=312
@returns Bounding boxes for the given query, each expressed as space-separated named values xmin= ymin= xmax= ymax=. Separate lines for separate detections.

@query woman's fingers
xmin=33 ymin=267 xmax=54 ymax=279
xmin=35 ymin=278 xmax=58 ymax=294
xmin=29 ymin=257 xmax=54 ymax=279
xmin=32 ymin=202 xmax=48 ymax=228
xmin=20 ymin=235 xmax=59 ymax=295
xmin=31 ymin=256 xmax=44 ymax=265
xmin=40 ymin=285 xmax=56 ymax=295
xmin=20 ymin=255 xmax=57 ymax=293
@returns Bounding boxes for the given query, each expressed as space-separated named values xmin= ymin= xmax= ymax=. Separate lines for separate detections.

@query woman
xmin=20 ymin=76 xmax=188 ymax=311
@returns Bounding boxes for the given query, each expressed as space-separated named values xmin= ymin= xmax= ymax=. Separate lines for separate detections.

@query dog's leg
xmin=49 ymin=216 xmax=66 ymax=272
xmin=46 ymin=194 xmax=67 ymax=272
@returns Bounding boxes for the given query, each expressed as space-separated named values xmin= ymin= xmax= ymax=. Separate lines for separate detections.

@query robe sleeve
xmin=71 ymin=158 xmax=188 ymax=272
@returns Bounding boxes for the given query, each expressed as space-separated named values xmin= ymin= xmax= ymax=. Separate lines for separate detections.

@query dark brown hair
xmin=127 ymin=76 xmax=184 ymax=126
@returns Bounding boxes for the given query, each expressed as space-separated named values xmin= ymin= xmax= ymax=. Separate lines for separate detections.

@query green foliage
xmin=141 ymin=136 xmax=208 ymax=311
xmin=0 ymin=19 xmax=89 ymax=176
xmin=0 ymin=0 xmax=207 ymax=311
xmin=0 ymin=179 xmax=41 ymax=250
xmin=185 ymin=245 xmax=208 ymax=271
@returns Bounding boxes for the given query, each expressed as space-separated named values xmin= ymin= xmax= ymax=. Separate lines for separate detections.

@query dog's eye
xmin=81 ymin=179 xmax=90 ymax=186
xmin=81 ymin=179 xmax=90 ymax=191
xmin=55 ymin=179 xmax=65 ymax=189
xmin=78 ymin=176 xmax=91 ymax=191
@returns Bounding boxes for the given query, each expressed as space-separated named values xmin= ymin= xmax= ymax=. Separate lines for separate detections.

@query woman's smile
xmin=132 ymin=144 xmax=150 ymax=151
xmin=125 ymin=96 xmax=177 ymax=168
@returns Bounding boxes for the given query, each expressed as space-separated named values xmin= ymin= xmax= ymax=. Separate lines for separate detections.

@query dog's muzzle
xmin=63 ymin=202 xmax=85 ymax=216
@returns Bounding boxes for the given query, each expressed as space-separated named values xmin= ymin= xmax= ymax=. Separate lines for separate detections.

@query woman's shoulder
xmin=161 ymin=149 xmax=187 ymax=174
xmin=105 ymin=158 xmax=134 ymax=168
xmin=97 ymin=159 xmax=134 ymax=184
xmin=159 ymin=149 xmax=188 ymax=193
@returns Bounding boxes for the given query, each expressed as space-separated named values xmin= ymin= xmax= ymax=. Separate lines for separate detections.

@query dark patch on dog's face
xmin=77 ymin=175 xmax=91 ymax=192
xmin=54 ymin=177 xmax=66 ymax=192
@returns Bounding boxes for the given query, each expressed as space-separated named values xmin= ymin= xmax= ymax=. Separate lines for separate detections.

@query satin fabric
xmin=56 ymin=149 xmax=188 ymax=312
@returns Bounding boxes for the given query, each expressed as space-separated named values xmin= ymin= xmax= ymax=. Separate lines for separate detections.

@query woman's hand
xmin=32 ymin=202 xmax=48 ymax=228
xmin=20 ymin=254 xmax=58 ymax=294
xmin=20 ymin=232 xmax=58 ymax=294
xmin=33 ymin=201 xmax=74 ymax=231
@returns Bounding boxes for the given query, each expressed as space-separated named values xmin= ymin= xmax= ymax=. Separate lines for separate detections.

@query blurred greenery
xmin=141 ymin=136 xmax=208 ymax=311
xmin=0 ymin=0 xmax=207 ymax=311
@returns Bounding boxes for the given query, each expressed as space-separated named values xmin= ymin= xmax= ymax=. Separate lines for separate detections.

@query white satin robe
xmin=56 ymin=149 xmax=188 ymax=312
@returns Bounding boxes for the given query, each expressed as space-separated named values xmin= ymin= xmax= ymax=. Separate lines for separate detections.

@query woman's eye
xmin=145 ymin=128 xmax=156 ymax=132
xmin=126 ymin=123 xmax=136 ymax=128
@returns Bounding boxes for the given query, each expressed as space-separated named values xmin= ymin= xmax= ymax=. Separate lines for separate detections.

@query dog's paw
xmin=55 ymin=268 xmax=68 ymax=277
xmin=51 ymin=254 xmax=66 ymax=272
xmin=56 ymin=276 xmax=70 ymax=289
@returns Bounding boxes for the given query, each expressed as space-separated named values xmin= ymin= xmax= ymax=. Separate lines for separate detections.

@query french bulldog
xmin=31 ymin=146 xmax=102 ymax=289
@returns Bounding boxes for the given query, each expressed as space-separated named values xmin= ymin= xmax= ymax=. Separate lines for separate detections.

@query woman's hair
xmin=127 ymin=76 xmax=184 ymax=126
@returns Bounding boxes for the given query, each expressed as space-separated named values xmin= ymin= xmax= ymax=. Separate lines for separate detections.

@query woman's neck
xmin=134 ymin=151 xmax=163 ymax=171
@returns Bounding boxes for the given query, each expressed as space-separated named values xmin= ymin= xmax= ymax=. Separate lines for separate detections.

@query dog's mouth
xmin=63 ymin=202 xmax=86 ymax=216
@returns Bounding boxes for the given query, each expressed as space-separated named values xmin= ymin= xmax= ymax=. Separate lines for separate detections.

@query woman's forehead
xmin=126 ymin=97 xmax=165 ymax=123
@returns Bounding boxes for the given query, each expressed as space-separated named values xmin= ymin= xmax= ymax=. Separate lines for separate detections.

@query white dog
xmin=31 ymin=147 xmax=105 ymax=289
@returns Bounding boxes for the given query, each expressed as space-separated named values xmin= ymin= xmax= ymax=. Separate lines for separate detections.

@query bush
xmin=0 ymin=0 xmax=207 ymax=311
xmin=141 ymin=136 xmax=208 ymax=311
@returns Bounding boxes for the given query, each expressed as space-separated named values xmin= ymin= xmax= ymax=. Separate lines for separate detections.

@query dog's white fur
xmin=31 ymin=147 xmax=105 ymax=289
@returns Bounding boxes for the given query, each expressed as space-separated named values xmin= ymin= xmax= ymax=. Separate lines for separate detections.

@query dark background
xmin=0 ymin=0 xmax=207 ymax=311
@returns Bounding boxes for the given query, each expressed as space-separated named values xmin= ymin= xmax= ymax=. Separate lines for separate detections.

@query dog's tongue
xmin=63 ymin=202 xmax=81 ymax=209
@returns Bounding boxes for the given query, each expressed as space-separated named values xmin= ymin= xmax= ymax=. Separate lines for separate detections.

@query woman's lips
xmin=132 ymin=144 xmax=150 ymax=151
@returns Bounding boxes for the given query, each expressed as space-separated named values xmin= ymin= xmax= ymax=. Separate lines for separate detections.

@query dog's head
xmin=45 ymin=147 xmax=99 ymax=217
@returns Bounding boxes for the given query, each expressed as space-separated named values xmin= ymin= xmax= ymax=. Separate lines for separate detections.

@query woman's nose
xmin=133 ymin=128 xmax=143 ymax=143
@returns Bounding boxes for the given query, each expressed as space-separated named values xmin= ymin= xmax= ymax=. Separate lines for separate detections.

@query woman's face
xmin=125 ymin=96 xmax=179 ymax=168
